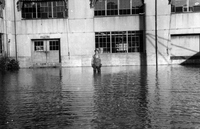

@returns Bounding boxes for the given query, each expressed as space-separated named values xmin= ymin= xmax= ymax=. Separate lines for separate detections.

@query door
xmin=32 ymin=39 xmax=60 ymax=67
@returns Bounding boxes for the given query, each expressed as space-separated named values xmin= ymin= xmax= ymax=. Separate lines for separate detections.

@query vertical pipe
xmin=13 ymin=0 xmax=18 ymax=60
xmin=4 ymin=1 xmax=8 ymax=57
xmin=155 ymin=0 xmax=158 ymax=68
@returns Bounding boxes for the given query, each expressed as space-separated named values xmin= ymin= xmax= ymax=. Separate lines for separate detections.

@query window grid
xmin=95 ymin=32 xmax=111 ymax=53
xmin=119 ymin=0 xmax=131 ymax=15
xmin=50 ymin=41 xmax=59 ymax=50
xmin=111 ymin=31 xmax=127 ymax=53
xmin=53 ymin=1 xmax=66 ymax=18
xmin=34 ymin=41 xmax=44 ymax=51
xmin=171 ymin=0 xmax=200 ymax=13
xmin=128 ymin=31 xmax=140 ymax=52
xmin=95 ymin=0 xmax=144 ymax=16
xmin=95 ymin=0 xmax=106 ymax=16
xmin=95 ymin=31 xmax=143 ymax=53
xmin=22 ymin=1 xmax=68 ymax=19
xmin=107 ymin=0 xmax=118 ymax=16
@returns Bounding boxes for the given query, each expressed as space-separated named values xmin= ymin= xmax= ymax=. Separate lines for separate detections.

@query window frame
xmin=34 ymin=41 xmax=44 ymax=51
xmin=49 ymin=40 xmax=59 ymax=51
xmin=21 ymin=0 xmax=68 ymax=19
xmin=171 ymin=0 xmax=200 ymax=13
xmin=95 ymin=31 xmax=143 ymax=53
xmin=94 ymin=0 xmax=144 ymax=17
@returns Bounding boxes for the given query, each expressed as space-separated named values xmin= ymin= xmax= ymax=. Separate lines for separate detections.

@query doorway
xmin=32 ymin=39 xmax=61 ymax=67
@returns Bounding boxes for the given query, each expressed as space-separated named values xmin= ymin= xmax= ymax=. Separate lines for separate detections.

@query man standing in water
xmin=91 ymin=49 xmax=102 ymax=73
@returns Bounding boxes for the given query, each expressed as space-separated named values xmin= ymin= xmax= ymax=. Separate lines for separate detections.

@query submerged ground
xmin=0 ymin=66 xmax=200 ymax=129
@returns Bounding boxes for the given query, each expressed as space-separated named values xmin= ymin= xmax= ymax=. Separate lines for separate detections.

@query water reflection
xmin=0 ymin=66 xmax=200 ymax=128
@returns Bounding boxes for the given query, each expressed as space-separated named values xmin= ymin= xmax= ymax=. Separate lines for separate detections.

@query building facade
xmin=1 ymin=0 xmax=200 ymax=68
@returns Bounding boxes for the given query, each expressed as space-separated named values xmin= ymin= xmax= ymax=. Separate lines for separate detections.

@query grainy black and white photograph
xmin=1 ymin=0 xmax=200 ymax=128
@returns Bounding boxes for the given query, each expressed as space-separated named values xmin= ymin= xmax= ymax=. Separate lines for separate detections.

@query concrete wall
xmin=6 ymin=0 xmax=145 ymax=67
xmin=13 ymin=0 xmax=95 ymax=67
xmin=5 ymin=0 xmax=200 ymax=67
xmin=171 ymin=13 xmax=200 ymax=34
xmin=145 ymin=0 xmax=171 ymax=65
xmin=170 ymin=12 xmax=200 ymax=64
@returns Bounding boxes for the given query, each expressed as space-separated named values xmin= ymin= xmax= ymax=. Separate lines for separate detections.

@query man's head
xmin=94 ymin=49 xmax=99 ymax=53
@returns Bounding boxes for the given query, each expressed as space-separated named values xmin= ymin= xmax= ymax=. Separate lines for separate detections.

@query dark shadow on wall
xmin=171 ymin=52 xmax=200 ymax=65
xmin=146 ymin=32 xmax=200 ymax=65
xmin=170 ymin=38 xmax=200 ymax=65
xmin=146 ymin=34 xmax=171 ymax=64
xmin=139 ymin=4 xmax=147 ymax=66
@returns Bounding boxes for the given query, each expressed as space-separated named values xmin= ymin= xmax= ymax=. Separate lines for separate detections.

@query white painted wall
xmin=145 ymin=0 xmax=171 ymax=65
xmin=4 ymin=0 xmax=200 ymax=67
xmin=8 ymin=0 xmax=144 ymax=67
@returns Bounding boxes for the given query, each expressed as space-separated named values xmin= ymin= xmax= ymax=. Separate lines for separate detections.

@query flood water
xmin=0 ymin=66 xmax=200 ymax=129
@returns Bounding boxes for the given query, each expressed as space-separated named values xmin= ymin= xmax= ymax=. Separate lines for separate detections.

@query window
xmin=0 ymin=34 xmax=3 ymax=54
xmin=95 ymin=32 xmax=111 ymax=53
xmin=0 ymin=8 xmax=3 ymax=18
xmin=111 ymin=31 xmax=127 ymax=53
xmin=22 ymin=1 xmax=68 ymax=19
xmin=50 ymin=40 xmax=59 ymax=50
xmin=95 ymin=31 xmax=143 ymax=53
xmin=171 ymin=0 xmax=200 ymax=13
xmin=95 ymin=0 xmax=106 ymax=16
xmin=34 ymin=41 xmax=44 ymax=51
xmin=119 ymin=0 xmax=130 ymax=15
xmin=107 ymin=0 xmax=118 ymax=16
xmin=95 ymin=0 xmax=144 ymax=16
xmin=34 ymin=39 xmax=60 ymax=51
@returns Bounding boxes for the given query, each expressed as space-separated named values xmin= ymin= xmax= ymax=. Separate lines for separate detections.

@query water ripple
xmin=0 ymin=66 xmax=200 ymax=128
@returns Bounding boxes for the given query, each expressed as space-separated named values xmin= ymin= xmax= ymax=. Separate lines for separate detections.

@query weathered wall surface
xmin=145 ymin=0 xmax=171 ymax=65
xmin=170 ymin=12 xmax=200 ymax=64
xmin=9 ymin=0 xmax=143 ymax=67
xmin=5 ymin=0 xmax=200 ymax=67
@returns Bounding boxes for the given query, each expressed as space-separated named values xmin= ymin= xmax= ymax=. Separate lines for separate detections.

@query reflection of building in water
xmin=92 ymin=67 xmax=149 ymax=128
xmin=1 ymin=0 xmax=200 ymax=67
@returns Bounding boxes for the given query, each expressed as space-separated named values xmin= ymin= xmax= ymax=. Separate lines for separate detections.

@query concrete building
xmin=0 ymin=0 xmax=200 ymax=68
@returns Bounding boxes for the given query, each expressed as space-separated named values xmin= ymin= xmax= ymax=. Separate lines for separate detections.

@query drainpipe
xmin=13 ymin=0 xmax=18 ymax=60
xmin=155 ymin=0 xmax=158 ymax=68
xmin=4 ymin=0 xmax=9 ymax=57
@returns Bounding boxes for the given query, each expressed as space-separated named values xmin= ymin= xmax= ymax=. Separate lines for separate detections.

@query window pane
xmin=22 ymin=2 xmax=37 ymax=19
xmin=171 ymin=0 xmax=188 ymax=13
xmin=95 ymin=31 xmax=143 ymax=53
xmin=132 ymin=0 xmax=143 ymax=7
xmin=95 ymin=0 xmax=106 ymax=16
xmin=34 ymin=41 xmax=44 ymax=51
xmin=107 ymin=0 xmax=118 ymax=15
xmin=119 ymin=0 xmax=130 ymax=15
xmin=128 ymin=31 xmax=143 ymax=52
xmin=53 ymin=1 xmax=66 ymax=18
xmin=22 ymin=1 xmax=68 ymax=19
xmin=95 ymin=32 xmax=110 ymax=53
xmin=189 ymin=0 xmax=200 ymax=12
xmin=111 ymin=31 xmax=127 ymax=53
xmin=171 ymin=0 xmax=187 ymax=6
xmin=132 ymin=0 xmax=144 ymax=14
xmin=50 ymin=41 xmax=59 ymax=50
